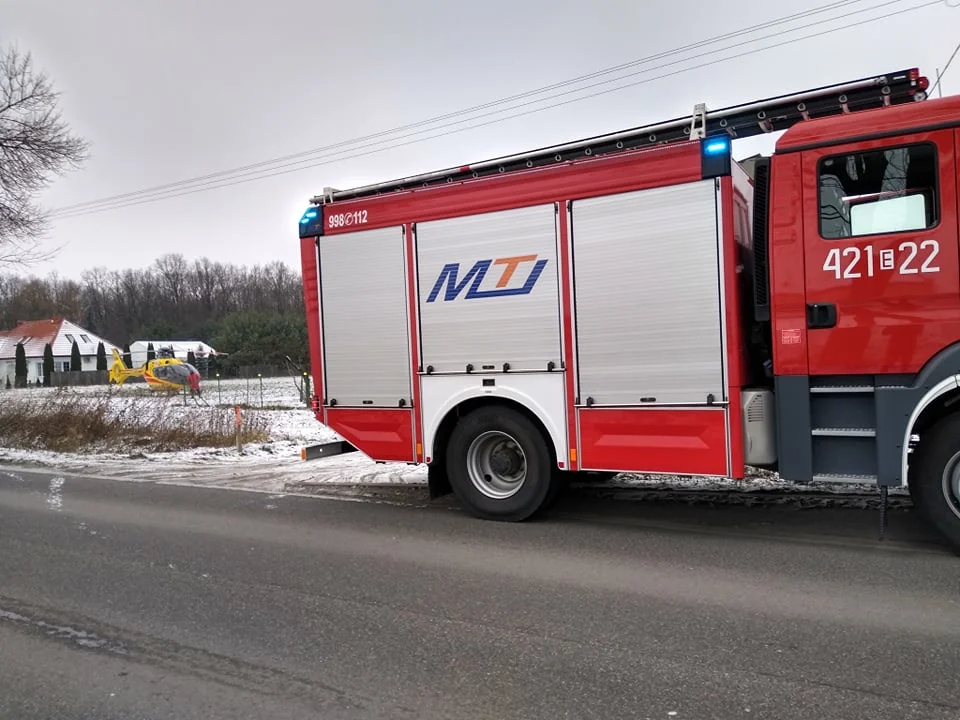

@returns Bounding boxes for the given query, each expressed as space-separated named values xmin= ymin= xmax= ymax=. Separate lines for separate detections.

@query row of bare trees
xmin=0 ymin=254 xmax=304 ymax=346
xmin=0 ymin=253 xmax=305 ymax=347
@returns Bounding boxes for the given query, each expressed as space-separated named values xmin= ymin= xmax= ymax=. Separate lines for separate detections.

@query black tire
xmin=909 ymin=412 xmax=960 ymax=554
xmin=445 ymin=405 xmax=555 ymax=521
xmin=541 ymin=469 xmax=571 ymax=511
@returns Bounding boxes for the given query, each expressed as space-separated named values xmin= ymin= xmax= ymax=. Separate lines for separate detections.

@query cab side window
xmin=818 ymin=143 xmax=939 ymax=239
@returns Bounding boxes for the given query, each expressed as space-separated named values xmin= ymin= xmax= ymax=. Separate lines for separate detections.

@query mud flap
xmin=427 ymin=460 xmax=451 ymax=498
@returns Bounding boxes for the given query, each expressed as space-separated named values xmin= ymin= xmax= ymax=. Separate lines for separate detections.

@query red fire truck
xmin=297 ymin=67 xmax=960 ymax=551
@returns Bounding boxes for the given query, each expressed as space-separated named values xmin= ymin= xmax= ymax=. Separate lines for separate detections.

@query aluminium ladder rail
xmin=311 ymin=68 xmax=929 ymax=204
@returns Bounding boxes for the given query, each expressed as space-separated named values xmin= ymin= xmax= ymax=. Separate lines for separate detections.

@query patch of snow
xmin=607 ymin=468 xmax=890 ymax=495
xmin=0 ymin=376 xmax=897 ymax=497
xmin=46 ymin=476 xmax=65 ymax=511
xmin=0 ymin=376 xmax=425 ymax=494
xmin=0 ymin=607 xmax=126 ymax=654
xmin=1 ymin=375 xmax=308 ymax=408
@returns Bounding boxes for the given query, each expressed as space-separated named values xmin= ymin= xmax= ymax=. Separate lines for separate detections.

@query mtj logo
xmin=426 ymin=255 xmax=548 ymax=302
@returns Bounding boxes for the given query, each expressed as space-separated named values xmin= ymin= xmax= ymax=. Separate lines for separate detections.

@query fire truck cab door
xmin=801 ymin=129 xmax=959 ymax=376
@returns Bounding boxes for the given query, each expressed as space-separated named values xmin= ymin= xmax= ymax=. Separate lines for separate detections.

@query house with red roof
xmin=0 ymin=318 xmax=120 ymax=386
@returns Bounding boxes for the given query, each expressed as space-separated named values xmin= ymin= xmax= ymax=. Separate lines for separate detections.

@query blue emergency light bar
xmin=700 ymin=136 xmax=731 ymax=179
xmin=703 ymin=137 xmax=730 ymax=155
xmin=299 ymin=207 xmax=323 ymax=238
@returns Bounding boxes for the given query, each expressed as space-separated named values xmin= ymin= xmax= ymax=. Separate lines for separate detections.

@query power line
xmin=56 ymin=0 xmax=938 ymax=219
xmin=53 ymin=0 xmax=941 ymax=219
xmin=52 ymin=0 xmax=945 ymax=220
xmin=48 ymin=0 xmax=876 ymax=216
xmin=929 ymin=37 xmax=960 ymax=96
xmin=49 ymin=0 xmax=869 ymax=215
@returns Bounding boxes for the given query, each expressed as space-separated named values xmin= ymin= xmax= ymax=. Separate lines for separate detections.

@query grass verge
xmin=0 ymin=392 xmax=270 ymax=453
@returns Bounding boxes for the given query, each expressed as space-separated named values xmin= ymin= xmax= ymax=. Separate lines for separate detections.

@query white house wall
xmin=1 ymin=358 xmax=46 ymax=385
xmin=0 ymin=318 xmax=118 ymax=386
xmin=1 ymin=356 xmax=106 ymax=386
xmin=0 ymin=360 xmax=13 ymax=385
xmin=53 ymin=320 xmax=117 ymax=358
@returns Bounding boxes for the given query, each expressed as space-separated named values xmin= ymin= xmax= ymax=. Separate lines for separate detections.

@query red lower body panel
xmin=578 ymin=408 xmax=729 ymax=476
xmin=325 ymin=409 xmax=414 ymax=463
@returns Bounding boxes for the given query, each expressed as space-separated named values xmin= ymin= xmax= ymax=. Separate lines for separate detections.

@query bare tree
xmin=0 ymin=256 xmax=306 ymax=348
xmin=0 ymin=44 xmax=88 ymax=267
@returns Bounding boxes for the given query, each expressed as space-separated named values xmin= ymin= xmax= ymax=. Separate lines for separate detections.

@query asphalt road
xmin=1 ymin=466 xmax=959 ymax=719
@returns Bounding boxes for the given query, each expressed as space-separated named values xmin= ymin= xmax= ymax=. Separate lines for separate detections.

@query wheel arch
xmin=902 ymin=376 xmax=960 ymax=486
xmin=428 ymin=394 xmax=562 ymax=471
xmin=857 ymin=341 xmax=960 ymax=488
xmin=874 ymin=341 xmax=960 ymax=487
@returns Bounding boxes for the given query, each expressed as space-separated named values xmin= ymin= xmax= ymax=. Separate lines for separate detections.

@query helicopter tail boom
xmin=109 ymin=348 xmax=142 ymax=386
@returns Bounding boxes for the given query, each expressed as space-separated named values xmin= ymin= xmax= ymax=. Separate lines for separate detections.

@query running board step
xmin=812 ymin=427 xmax=876 ymax=437
xmin=812 ymin=473 xmax=878 ymax=484
xmin=809 ymin=385 xmax=874 ymax=394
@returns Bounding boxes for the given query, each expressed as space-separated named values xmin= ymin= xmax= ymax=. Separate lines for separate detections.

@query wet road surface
xmin=1 ymin=466 xmax=959 ymax=719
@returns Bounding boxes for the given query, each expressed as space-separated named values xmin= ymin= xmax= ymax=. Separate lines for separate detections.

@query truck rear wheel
xmin=445 ymin=405 xmax=555 ymax=521
xmin=909 ymin=412 xmax=960 ymax=554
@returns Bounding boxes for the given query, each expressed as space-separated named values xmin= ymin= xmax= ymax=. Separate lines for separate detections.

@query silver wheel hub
xmin=466 ymin=431 xmax=527 ymax=500
xmin=943 ymin=452 xmax=960 ymax=521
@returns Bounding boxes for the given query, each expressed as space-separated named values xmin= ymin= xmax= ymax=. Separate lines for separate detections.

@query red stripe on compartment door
xmin=300 ymin=236 xmax=325 ymax=424
xmin=719 ymin=176 xmax=745 ymax=478
xmin=404 ymin=222 xmax=424 ymax=462
xmin=557 ymin=201 xmax=578 ymax=470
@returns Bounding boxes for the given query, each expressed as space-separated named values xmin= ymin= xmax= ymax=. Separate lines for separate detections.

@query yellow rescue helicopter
xmin=109 ymin=347 xmax=203 ymax=395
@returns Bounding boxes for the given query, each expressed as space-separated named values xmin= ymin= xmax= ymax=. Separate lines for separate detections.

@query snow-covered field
xmin=0 ymin=376 xmax=893 ymax=498
xmin=0 ymin=376 xmax=428 ymax=494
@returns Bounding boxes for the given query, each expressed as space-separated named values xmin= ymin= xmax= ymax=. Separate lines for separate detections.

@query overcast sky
xmin=1 ymin=0 xmax=958 ymax=280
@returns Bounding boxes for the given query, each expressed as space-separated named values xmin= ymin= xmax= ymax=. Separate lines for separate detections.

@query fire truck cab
xmin=765 ymin=92 xmax=960 ymax=547
xmin=298 ymin=68 xmax=960 ymax=551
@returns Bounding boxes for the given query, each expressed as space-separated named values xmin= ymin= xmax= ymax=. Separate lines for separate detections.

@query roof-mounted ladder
xmin=311 ymin=68 xmax=929 ymax=205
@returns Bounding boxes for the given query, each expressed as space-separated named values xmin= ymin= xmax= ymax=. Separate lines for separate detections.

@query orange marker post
xmin=234 ymin=405 xmax=242 ymax=451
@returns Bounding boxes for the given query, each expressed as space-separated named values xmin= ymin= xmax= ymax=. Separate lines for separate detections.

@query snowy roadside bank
xmin=0 ymin=376 xmax=898 ymax=498
xmin=0 ymin=437 xmax=895 ymax=500
xmin=0 ymin=376 xmax=426 ymax=494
